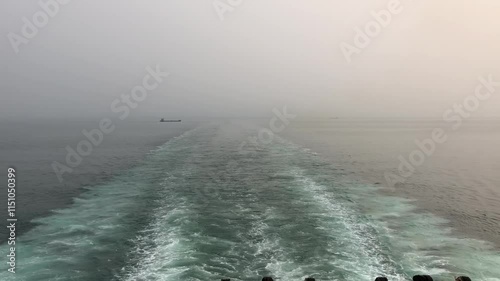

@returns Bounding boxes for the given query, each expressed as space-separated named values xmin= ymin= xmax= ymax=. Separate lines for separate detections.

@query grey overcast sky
xmin=2 ymin=0 xmax=500 ymax=120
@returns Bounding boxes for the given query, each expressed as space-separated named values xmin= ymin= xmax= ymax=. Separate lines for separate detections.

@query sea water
xmin=0 ymin=119 xmax=499 ymax=281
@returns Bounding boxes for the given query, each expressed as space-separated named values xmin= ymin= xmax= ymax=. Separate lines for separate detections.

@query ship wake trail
xmin=118 ymin=124 xmax=309 ymax=280
xmin=3 ymin=123 xmax=500 ymax=281
xmin=288 ymin=168 xmax=406 ymax=281
xmin=275 ymin=141 xmax=500 ymax=281
xmin=119 ymin=124 xmax=500 ymax=281
xmin=0 ymin=128 xmax=201 ymax=281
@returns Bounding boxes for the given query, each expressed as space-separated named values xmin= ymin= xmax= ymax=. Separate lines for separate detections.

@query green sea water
xmin=1 ymin=122 xmax=499 ymax=281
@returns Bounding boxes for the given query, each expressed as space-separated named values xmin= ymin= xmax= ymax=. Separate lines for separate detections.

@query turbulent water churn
xmin=1 ymin=122 xmax=499 ymax=281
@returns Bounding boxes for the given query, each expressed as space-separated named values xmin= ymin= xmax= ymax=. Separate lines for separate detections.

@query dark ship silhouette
xmin=160 ymin=118 xmax=181 ymax=122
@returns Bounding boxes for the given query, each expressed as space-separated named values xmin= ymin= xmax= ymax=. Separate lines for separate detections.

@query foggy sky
xmin=2 ymin=0 xmax=500 ymax=120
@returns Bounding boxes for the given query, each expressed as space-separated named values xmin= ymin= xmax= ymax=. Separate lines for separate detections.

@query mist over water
xmin=3 ymin=1 xmax=500 ymax=280
xmin=2 ymin=121 xmax=499 ymax=281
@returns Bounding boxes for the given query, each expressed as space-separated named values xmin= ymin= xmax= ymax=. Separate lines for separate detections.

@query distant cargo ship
xmin=160 ymin=118 xmax=181 ymax=122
